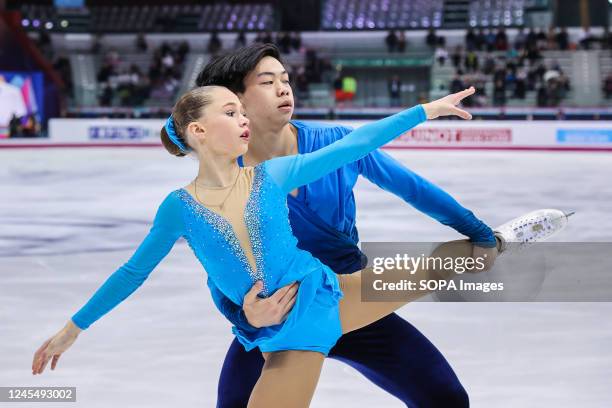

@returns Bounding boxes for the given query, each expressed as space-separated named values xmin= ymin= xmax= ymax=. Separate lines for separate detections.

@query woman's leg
xmin=247 ymin=350 xmax=325 ymax=408
xmin=339 ymin=239 xmax=474 ymax=334
xmin=217 ymin=337 xmax=265 ymax=408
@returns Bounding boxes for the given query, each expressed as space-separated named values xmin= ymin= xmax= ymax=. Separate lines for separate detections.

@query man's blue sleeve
xmin=357 ymin=149 xmax=496 ymax=246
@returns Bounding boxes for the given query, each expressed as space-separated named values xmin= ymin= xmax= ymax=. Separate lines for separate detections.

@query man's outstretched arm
xmin=357 ymin=149 xmax=497 ymax=247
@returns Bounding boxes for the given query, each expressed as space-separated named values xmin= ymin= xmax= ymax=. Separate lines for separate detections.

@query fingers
xmin=32 ymin=338 xmax=51 ymax=374
xmin=244 ymin=281 xmax=264 ymax=303
xmin=455 ymin=86 xmax=475 ymax=101
xmin=51 ymin=354 xmax=60 ymax=371
xmin=38 ymin=354 xmax=51 ymax=374
xmin=452 ymin=106 xmax=472 ymax=120
xmin=33 ymin=352 xmax=48 ymax=375
xmin=270 ymin=281 xmax=295 ymax=303
xmin=279 ymin=292 xmax=298 ymax=323
xmin=276 ymin=282 xmax=298 ymax=305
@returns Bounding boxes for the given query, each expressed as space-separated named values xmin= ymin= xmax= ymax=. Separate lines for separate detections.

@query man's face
xmin=239 ymin=56 xmax=294 ymax=128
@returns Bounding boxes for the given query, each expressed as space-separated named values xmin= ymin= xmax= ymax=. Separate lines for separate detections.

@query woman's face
xmin=191 ymin=87 xmax=250 ymax=158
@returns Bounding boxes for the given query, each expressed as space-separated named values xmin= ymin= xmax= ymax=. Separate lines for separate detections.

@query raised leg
xmin=339 ymin=239 xmax=474 ymax=334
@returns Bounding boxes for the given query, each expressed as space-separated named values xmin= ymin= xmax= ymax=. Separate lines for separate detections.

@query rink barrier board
xmin=2 ymin=143 xmax=612 ymax=152
xmin=0 ymin=119 xmax=611 ymax=151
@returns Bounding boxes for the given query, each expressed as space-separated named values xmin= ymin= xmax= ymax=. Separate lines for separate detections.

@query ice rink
xmin=2 ymin=146 xmax=612 ymax=407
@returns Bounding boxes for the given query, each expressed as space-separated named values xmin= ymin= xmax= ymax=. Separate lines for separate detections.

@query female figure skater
xmin=33 ymin=85 xmax=505 ymax=406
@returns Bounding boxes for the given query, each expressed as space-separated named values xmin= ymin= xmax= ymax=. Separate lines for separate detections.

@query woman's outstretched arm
xmin=265 ymin=88 xmax=475 ymax=194
xmin=32 ymin=192 xmax=184 ymax=375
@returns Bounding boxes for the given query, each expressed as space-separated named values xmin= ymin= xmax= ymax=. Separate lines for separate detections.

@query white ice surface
xmin=1 ymin=148 xmax=611 ymax=407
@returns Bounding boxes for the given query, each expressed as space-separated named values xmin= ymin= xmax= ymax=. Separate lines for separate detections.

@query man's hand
xmin=471 ymin=244 xmax=498 ymax=272
xmin=422 ymin=87 xmax=475 ymax=120
xmin=243 ymin=281 xmax=299 ymax=328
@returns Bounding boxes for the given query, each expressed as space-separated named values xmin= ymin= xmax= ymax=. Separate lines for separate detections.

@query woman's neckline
xmin=192 ymin=167 xmax=243 ymax=190
xmin=182 ymin=165 xmax=258 ymax=192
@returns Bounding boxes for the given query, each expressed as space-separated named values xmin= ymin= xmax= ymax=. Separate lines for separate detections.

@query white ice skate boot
xmin=494 ymin=209 xmax=574 ymax=253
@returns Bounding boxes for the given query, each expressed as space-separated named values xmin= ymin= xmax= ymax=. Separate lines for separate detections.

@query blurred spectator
xmin=450 ymin=71 xmax=465 ymax=94
xmin=293 ymin=66 xmax=309 ymax=105
xmin=546 ymin=79 xmax=562 ymax=107
xmin=492 ymin=79 xmax=506 ymax=106
xmin=526 ymin=43 xmax=542 ymax=63
xmin=388 ymin=75 xmax=402 ymax=106
xmin=557 ymin=71 xmax=571 ymax=99
xmin=53 ymin=55 xmax=73 ymax=98
xmin=546 ymin=27 xmax=557 ymax=50
xmin=425 ymin=28 xmax=437 ymax=49
xmin=495 ymin=28 xmax=508 ymax=51
xmin=333 ymin=70 xmax=343 ymax=99
xmin=476 ymin=28 xmax=486 ymax=51
xmin=97 ymin=61 xmax=114 ymax=84
xmin=136 ymin=33 xmax=148 ymax=52
xmin=526 ymin=28 xmax=537 ymax=50
xmin=305 ymin=49 xmax=327 ymax=82
xmin=386 ymin=30 xmax=398 ymax=52
xmin=452 ymin=45 xmax=463 ymax=68
xmin=604 ymin=28 xmax=612 ymax=50
xmin=278 ymin=32 xmax=291 ymax=54
xmin=9 ymin=114 xmax=21 ymax=138
xmin=435 ymin=46 xmax=448 ymax=66
xmin=162 ymin=51 xmax=175 ymax=70
xmin=485 ymin=29 xmax=496 ymax=52
xmin=235 ymin=31 xmax=247 ymax=49
xmin=464 ymin=50 xmax=479 ymax=72
xmin=514 ymin=27 xmax=526 ymax=50
xmin=556 ymin=27 xmax=569 ymax=50
xmin=91 ymin=34 xmax=102 ymax=54
xmin=177 ymin=41 xmax=190 ymax=64
xmin=514 ymin=68 xmax=527 ymax=99
xmin=437 ymin=34 xmax=446 ymax=48
xmin=206 ymin=34 xmax=220 ymax=55
xmin=341 ymin=75 xmax=357 ymax=102
xmin=99 ymin=84 xmax=113 ymax=106
xmin=290 ymin=32 xmax=302 ymax=51
xmin=208 ymin=31 xmax=222 ymax=54
xmin=21 ymin=114 xmax=40 ymax=137
xmin=334 ymin=69 xmax=356 ymax=104
xmin=603 ymin=73 xmax=612 ymax=99
xmin=536 ymin=28 xmax=547 ymax=50
xmin=397 ymin=31 xmax=407 ymax=53
xmin=262 ymin=31 xmax=274 ymax=44
xmin=465 ymin=28 xmax=476 ymax=51
xmin=482 ymin=52 xmax=495 ymax=75
xmin=579 ymin=27 xmax=594 ymax=50
xmin=536 ymin=83 xmax=548 ymax=107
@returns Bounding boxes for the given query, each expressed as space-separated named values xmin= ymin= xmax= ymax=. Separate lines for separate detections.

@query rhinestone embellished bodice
xmin=175 ymin=163 xmax=317 ymax=307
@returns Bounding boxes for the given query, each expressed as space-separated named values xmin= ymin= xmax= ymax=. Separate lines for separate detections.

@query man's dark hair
xmin=195 ymin=43 xmax=282 ymax=94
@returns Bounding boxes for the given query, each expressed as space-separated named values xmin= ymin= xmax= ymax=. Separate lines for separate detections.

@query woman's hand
xmin=32 ymin=320 xmax=81 ymax=375
xmin=422 ymin=87 xmax=476 ymax=120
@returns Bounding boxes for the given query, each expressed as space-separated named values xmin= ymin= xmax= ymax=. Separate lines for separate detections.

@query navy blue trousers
xmin=216 ymin=312 xmax=469 ymax=407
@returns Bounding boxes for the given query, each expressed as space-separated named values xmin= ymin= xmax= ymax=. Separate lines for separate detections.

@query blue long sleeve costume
xmin=215 ymin=106 xmax=491 ymax=407
xmin=219 ymin=120 xmax=497 ymax=332
xmin=72 ymin=104 xmax=474 ymax=354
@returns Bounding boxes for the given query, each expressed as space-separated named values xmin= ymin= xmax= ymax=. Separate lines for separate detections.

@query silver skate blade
xmin=565 ymin=211 xmax=576 ymax=218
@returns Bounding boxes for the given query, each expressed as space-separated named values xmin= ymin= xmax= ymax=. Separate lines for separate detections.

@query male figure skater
xmin=196 ymin=43 xmax=498 ymax=407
